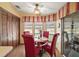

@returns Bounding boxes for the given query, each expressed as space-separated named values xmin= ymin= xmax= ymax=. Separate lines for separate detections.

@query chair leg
xmin=50 ymin=55 xmax=52 ymax=57
xmin=50 ymin=48 xmax=57 ymax=57
xmin=50 ymin=52 xmax=54 ymax=57
xmin=54 ymin=49 xmax=56 ymax=57
xmin=51 ymin=51 xmax=56 ymax=57
xmin=39 ymin=49 xmax=43 ymax=57
xmin=54 ymin=51 xmax=56 ymax=57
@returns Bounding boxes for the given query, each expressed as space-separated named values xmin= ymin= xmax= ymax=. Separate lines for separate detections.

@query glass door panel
xmin=62 ymin=13 xmax=79 ymax=56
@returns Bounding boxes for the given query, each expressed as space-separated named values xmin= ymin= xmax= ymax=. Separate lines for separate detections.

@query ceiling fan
xmin=14 ymin=2 xmax=53 ymax=15
xmin=34 ymin=3 xmax=40 ymax=15
xmin=25 ymin=3 xmax=53 ymax=15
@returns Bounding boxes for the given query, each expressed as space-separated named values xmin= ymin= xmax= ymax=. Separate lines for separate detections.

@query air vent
xmin=15 ymin=5 xmax=20 ymax=9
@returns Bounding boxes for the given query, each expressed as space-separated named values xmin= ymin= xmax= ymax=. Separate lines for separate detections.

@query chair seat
xmin=43 ymin=45 xmax=51 ymax=54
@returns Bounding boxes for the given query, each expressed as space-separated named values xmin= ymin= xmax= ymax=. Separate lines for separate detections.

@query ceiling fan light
xmin=34 ymin=8 xmax=40 ymax=15
xmin=34 ymin=3 xmax=40 ymax=15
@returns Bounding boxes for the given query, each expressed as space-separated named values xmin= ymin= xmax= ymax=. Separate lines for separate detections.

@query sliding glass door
xmin=61 ymin=13 xmax=79 ymax=56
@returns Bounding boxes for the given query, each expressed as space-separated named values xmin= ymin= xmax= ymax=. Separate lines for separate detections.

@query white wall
xmin=56 ymin=19 xmax=62 ymax=53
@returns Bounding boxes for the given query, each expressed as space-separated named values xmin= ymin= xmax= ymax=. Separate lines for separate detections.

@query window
xmin=24 ymin=22 xmax=33 ymax=33
xmin=34 ymin=22 xmax=43 ymax=40
xmin=46 ymin=21 xmax=56 ymax=41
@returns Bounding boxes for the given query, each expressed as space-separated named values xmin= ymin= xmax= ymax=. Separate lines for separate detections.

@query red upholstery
xmin=22 ymin=34 xmax=40 ymax=57
xmin=23 ymin=31 xmax=30 ymax=34
xmin=40 ymin=31 xmax=49 ymax=38
xmin=42 ymin=33 xmax=59 ymax=57
xmin=43 ymin=31 xmax=49 ymax=38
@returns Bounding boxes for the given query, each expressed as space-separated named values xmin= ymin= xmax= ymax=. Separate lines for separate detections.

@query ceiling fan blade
xmin=26 ymin=3 xmax=35 ymax=8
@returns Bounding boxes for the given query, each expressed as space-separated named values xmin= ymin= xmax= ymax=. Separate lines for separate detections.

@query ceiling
xmin=11 ymin=2 xmax=67 ymax=16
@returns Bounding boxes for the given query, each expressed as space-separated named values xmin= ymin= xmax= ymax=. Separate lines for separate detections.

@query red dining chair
xmin=43 ymin=31 xmax=49 ymax=38
xmin=40 ymin=31 xmax=49 ymax=38
xmin=23 ymin=31 xmax=30 ymax=34
xmin=42 ymin=33 xmax=59 ymax=57
xmin=22 ymin=34 xmax=41 ymax=57
xmin=39 ymin=31 xmax=49 ymax=44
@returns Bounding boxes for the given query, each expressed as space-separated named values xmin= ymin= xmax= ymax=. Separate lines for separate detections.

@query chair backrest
xmin=22 ymin=34 xmax=36 ymax=57
xmin=51 ymin=33 xmax=59 ymax=54
xmin=43 ymin=31 xmax=49 ymax=38
xmin=40 ymin=31 xmax=49 ymax=38
xmin=23 ymin=31 xmax=30 ymax=34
